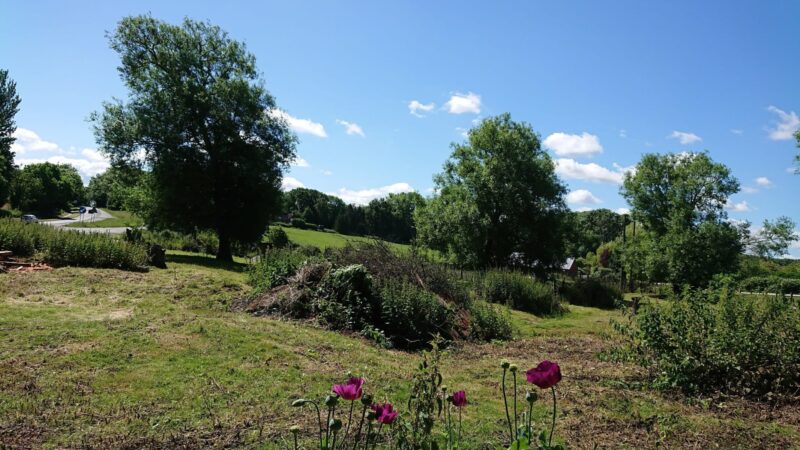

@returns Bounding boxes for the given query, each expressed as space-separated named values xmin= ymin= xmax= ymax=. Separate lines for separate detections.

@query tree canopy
xmin=10 ymin=163 xmax=84 ymax=216
xmin=0 ymin=69 xmax=21 ymax=204
xmin=93 ymin=15 xmax=296 ymax=260
xmin=565 ymin=208 xmax=624 ymax=258
xmin=746 ymin=216 xmax=799 ymax=259
xmin=415 ymin=113 xmax=568 ymax=269
xmin=87 ymin=164 xmax=146 ymax=210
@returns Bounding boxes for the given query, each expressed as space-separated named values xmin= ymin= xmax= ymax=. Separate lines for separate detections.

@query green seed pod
xmin=325 ymin=395 xmax=339 ymax=407
xmin=361 ymin=393 xmax=373 ymax=406
xmin=289 ymin=425 xmax=300 ymax=434
xmin=509 ymin=364 xmax=518 ymax=373
xmin=329 ymin=418 xmax=342 ymax=432
xmin=501 ymin=360 xmax=511 ymax=369
xmin=526 ymin=391 xmax=538 ymax=403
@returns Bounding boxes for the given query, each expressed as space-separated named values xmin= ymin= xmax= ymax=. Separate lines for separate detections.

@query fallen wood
xmin=0 ymin=250 xmax=12 ymax=260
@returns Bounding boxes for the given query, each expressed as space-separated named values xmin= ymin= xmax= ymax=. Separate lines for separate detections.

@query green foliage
xmin=135 ymin=229 xmax=220 ymax=255
xmin=376 ymin=280 xmax=455 ymax=348
xmin=739 ymin=276 xmax=800 ymax=294
xmin=290 ymin=217 xmax=310 ymax=229
xmin=93 ymin=15 xmax=296 ymax=261
xmin=317 ymin=264 xmax=378 ymax=331
xmin=364 ymin=192 xmax=426 ymax=243
xmin=481 ymin=269 xmax=561 ymax=316
xmin=0 ymin=219 xmax=147 ymax=270
xmin=415 ymin=113 xmax=568 ymax=270
xmin=282 ymin=187 xmax=345 ymax=230
xmin=626 ymin=290 xmax=800 ymax=396
xmin=264 ymin=227 xmax=289 ymax=248
xmin=0 ymin=69 xmax=21 ymax=204
xmin=10 ymin=163 xmax=85 ymax=216
xmin=86 ymin=165 xmax=146 ymax=209
xmin=746 ymin=216 xmax=798 ymax=259
xmin=247 ymin=248 xmax=309 ymax=293
xmin=565 ymin=209 xmax=624 ymax=258
xmin=467 ymin=300 xmax=514 ymax=341
xmin=559 ymin=279 xmax=621 ymax=309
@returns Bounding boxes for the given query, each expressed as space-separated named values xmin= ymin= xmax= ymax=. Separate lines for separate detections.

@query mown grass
xmin=65 ymin=209 xmax=144 ymax=228
xmin=270 ymin=225 xmax=409 ymax=252
xmin=0 ymin=253 xmax=798 ymax=449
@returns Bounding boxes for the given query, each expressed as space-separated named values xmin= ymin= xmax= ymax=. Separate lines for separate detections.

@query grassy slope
xmin=65 ymin=209 xmax=144 ymax=228
xmin=272 ymin=225 xmax=409 ymax=251
xmin=1 ymin=254 xmax=797 ymax=449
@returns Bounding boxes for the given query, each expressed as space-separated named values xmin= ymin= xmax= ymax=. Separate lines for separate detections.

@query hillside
xmin=1 ymin=252 xmax=797 ymax=449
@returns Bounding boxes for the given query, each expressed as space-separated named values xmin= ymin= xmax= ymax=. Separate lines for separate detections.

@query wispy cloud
xmin=755 ymin=176 xmax=773 ymax=188
xmin=268 ymin=109 xmax=327 ymax=138
xmin=725 ymin=199 xmax=751 ymax=213
xmin=566 ymin=189 xmax=601 ymax=206
xmin=336 ymin=119 xmax=365 ymax=137
xmin=669 ymin=131 xmax=702 ymax=145
xmin=281 ymin=176 xmax=304 ymax=191
xmin=408 ymin=100 xmax=435 ymax=117
xmin=11 ymin=128 xmax=109 ymax=182
xmin=10 ymin=128 xmax=60 ymax=154
xmin=543 ymin=132 xmax=603 ymax=158
xmin=730 ymin=129 xmax=743 ymax=135
xmin=291 ymin=156 xmax=310 ymax=168
xmin=766 ymin=106 xmax=800 ymax=141
xmin=444 ymin=92 xmax=481 ymax=114
xmin=554 ymin=158 xmax=632 ymax=185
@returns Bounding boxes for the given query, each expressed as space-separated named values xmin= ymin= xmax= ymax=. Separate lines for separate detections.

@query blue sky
xmin=2 ymin=1 xmax=799 ymax=254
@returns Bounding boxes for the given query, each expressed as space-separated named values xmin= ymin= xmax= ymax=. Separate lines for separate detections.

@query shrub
xmin=247 ymin=248 xmax=311 ymax=293
xmin=0 ymin=219 xmax=147 ymax=270
xmin=740 ymin=275 xmax=800 ymax=295
xmin=376 ymin=280 xmax=455 ymax=349
xmin=290 ymin=217 xmax=308 ymax=229
xmin=624 ymin=289 xmax=800 ymax=397
xmin=265 ymin=227 xmax=290 ymax=248
xmin=467 ymin=301 xmax=514 ymax=341
xmin=316 ymin=264 xmax=378 ymax=331
xmin=137 ymin=229 xmax=220 ymax=255
xmin=560 ymin=279 xmax=622 ymax=309
xmin=482 ymin=269 xmax=561 ymax=315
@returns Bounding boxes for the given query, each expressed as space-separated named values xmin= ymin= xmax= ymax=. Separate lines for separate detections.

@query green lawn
xmin=0 ymin=254 xmax=797 ymax=449
xmin=65 ymin=209 xmax=144 ymax=228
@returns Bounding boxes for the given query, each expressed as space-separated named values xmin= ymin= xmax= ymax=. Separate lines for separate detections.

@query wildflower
xmin=371 ymin=402 xmax=398 ymax=424
xmin=332 ymin=377 xmax=365 ymax=401
xmin=526 ymin=360 xmax=561 ymax=389
xmin=451 ymin=390 xmax=467 ymax=408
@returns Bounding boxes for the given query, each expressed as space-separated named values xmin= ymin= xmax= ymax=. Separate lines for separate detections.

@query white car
xmin=21 ymin=214 xmax=39 ymax=224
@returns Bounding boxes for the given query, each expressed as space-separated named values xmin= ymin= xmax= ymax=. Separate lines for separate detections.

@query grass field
xmin=65 ymin=209 xmax=144 ymax=228
xmin=1 ymin=253 xmax=798 ymax=449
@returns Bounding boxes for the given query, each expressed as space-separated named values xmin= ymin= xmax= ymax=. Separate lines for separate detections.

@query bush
xmin=625 ymin=289 xmax=800 ymax=397
xmin=560 ymin=279 xmax=622 ymax=309
xmin=377 ymin=280 xmax=455 ymax=349
xmin=316 ymin=264 xmax=378 ymax=331
xmin=0 ymin=219 xmax=147 ymax=270
xmin=265 ymin=227 xmax=289 ymax=248
xmin=134 ymin=229 xmax=220 ymax=255
xmin=482 ymin=269 xmax=561 ymax=315
xmin=247 ymin=248 xmax=312 ymax=293
xmin=290 ymin=217 xmax=308 ymax=229
xmin=740 ymin=276 xmax=800 ymax=295
xmin=467 ymin=300 xmax=514 ymax=341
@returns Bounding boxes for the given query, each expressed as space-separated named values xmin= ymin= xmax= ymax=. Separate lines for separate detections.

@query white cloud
xmin=725 ymin=200 xmax=751 ymax=213
xmin=755 ymin=176 xmax=773 ymax=188
xmin=543 ymin=132 xmax=603 ymax=158
xmin=619 ymin=129 xmax=627 ymax=138
xmin=336 ymin=119 xmax=365 ymax=137
xmin=766 ymin=106 xmax=800 ymax=141
xmin=669 ymin=131 xmax=702 ymax=145
xmin=17 ymin=148 xmax=110 ymax=183
xmin=321 ymin=169 xmax=333 ymax=176
xmin=268 ymin=109 xmax=327 ymax=138
xmin=10 ymin=128 xmax=60 ymax=154
xmin=292 ymin=156 xmax=310 ymax=168
xmin=742 ymin=186 xmax=759 ymax=194
xmin=408 ymin=100 xmax=435 ymax=117
xmin=444 ymin=92 xmax=481 ymax=114
xmin=554 ymin=158 xmax=631 ymax=185
xmin=787 ymin=166 xmax=798 ymax=174
xmin=566 ymin=189 xmax=601 ymax=206
xmin=615 ymin=207 xmax=631 ymax=215
xmin=330 ymin=182 xmax=414 ymax=205
xmin=281 ymin=176 xmax=304 ymax=191
xmin=730 ymin=129 xmax=743 ymax=135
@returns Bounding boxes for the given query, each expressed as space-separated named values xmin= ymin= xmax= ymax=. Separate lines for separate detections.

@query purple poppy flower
xmin=526 ymin=361 xmax=562 ymax=389
xmin=332 ymin=377 xmax=365 ymax=401
xmin=371 ymin=402 xmax=398 ymax=424
xmin=451 ymin=390 xmax=467 ymax=408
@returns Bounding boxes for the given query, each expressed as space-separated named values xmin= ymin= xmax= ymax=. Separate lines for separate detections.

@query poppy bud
xmin=526 ymin=391 xmax=538 ymax=403
xmin=289 ymin=425 xmax=300 ymax=434
xmin=325 ymin=395 xmax=339 ymax=407
xmin=501 ymin=360 xmax=511 ymax=369
xmin=361 ymin=393 xmax=373 ymax=406
xmin=510 ymin=364 xmax=518 ymax=373
xmin=366 ymin=410 xmax=377 ymax=421
xmin=329 ymin=418 xmax=342 ymax=432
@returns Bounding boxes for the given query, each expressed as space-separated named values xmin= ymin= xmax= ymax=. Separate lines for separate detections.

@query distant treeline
xmin=279 ymin=188 xmax=424 ymax=244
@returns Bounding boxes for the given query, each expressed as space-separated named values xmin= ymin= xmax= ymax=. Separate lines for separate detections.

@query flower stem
xmin=513 ymin=371 xmax=518 ymax=437
xmin=331 ymin=429 xmax=338 ymax=450
xmin=549 ymin=386 xmax=557 ymax=447
xmin=293 ymin=433 xmax=298 ymax=450
xmin=344 ymin=401 xmax=355 ymax=443
xmin=364 ymin=422 xmax=372 ymax=450
xmin=501 ymin=368 xmax=513 ymax=443
xmin=457 ymin=408 xmax=462 ymax=446
xmin=527 ymin=396 xmax=533 ymax=439
xmin=372 ymin=423 xmax=383 ymax=450
xmin=311 ymin=401 xmax=323 ymax=450
xmin=352 ymin=403 xmax=367 ymax=450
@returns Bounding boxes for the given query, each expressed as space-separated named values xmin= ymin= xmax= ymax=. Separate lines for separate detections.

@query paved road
xmin=42 ymin=209 xmax=129 ymax=234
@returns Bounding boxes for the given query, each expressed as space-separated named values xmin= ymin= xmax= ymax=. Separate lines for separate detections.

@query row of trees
xmin=281 ymin=187 xmax=424 ymax=243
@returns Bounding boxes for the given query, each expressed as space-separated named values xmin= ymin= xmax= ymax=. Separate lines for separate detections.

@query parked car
xmin=21 ymin=214 xmax=39 ymax=224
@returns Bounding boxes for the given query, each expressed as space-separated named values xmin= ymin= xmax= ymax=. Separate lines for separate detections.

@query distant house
xmin=561 ymin=258 xmax=578 ymax=277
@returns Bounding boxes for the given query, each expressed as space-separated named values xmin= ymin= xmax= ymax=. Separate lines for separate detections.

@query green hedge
xmin=0 ymin=219 xmax=147 ymax=271
xmin=481 ymin=269 xmax=561 ymax=316
xmin=560 ymin=279 xmax=622 ymax=309
xmin=739 ymin=276 xmax=800 ymax=295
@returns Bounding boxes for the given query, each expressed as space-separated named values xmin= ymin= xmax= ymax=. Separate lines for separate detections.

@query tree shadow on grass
xmin=165 ymin=253 xmax=248 ymax=273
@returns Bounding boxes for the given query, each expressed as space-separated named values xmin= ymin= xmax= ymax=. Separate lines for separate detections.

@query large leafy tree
xmin=93 ymin=16 xmax=296 ymax=261
xmin=0 ymin=69 xmax=21 ymax=204
xmin=87 ymin=164 xmax=146 ymax=209
xmin=415 ymin=114 xmax=568 ymax=269
xmin=621 ymin=152 xmax=743 ymax=286
xmin=282 ymin=188 xmax=346 ymax=230
xmin=365 ymin=192 xmax=425 ymax=243
xmin=10 ymin=163 xmax=84 ymax=216
xmin=565 ymin=208 xmax=624 ymax=257
xmin=746 ymin=216 xmax=798 ymax=259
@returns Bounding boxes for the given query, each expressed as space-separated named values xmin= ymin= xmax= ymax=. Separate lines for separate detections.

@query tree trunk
xmin=216 ymin=230 xmax=233 ymax=262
